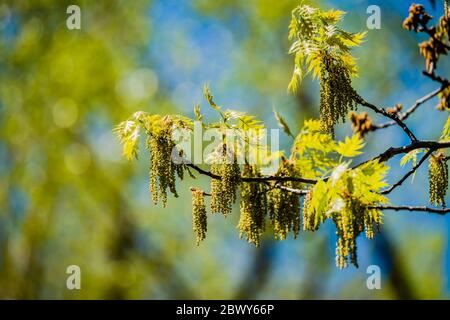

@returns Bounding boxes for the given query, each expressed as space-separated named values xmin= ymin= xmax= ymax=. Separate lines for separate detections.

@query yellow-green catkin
xmin=238 ymin=164 xmax=267 ymax=247
xmin=363 ymin=209 xmax=381 ymax=240
xmin=210 ymin=144 xmax=241 ymax=216
xmin=319 ymin=55 xmax=358 ymax=133
xmin=429 ymin=151 xmax=448 ymax=207
xmin=333 ymin=205 xmax=356 ymax=269
xmin=148 ymin=118 xmax=184 ymax=207
xmin=302 ymin=189 xmax=318 ymax=231
xmin=191 ymin=188 xmax=207 ymax=246
xmin=268 ymin=158 xmax=301 ymax=240
xmin=332 ymin=198 xmax=373 ymax=269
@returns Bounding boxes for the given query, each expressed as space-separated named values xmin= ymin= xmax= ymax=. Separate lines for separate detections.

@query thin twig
xmin=371 ymin=205 xmax=450 ymax=215
xmin=190 ymin=187 xmax=212 ymax=196
xmin=373 ymin=86 xmax=446 ymax=130
xmin=356 ymin=96 xmax=418 ymax=141
xmin=186 ymin=163 xmax=220 ymax=180
xmin=186 ymin=141 xmax=450 ymax=186
xmin=242 ymin=175 xmax=317 ymax=184
xmin=274 ymin=184 xmax=309 ymax=195
xmin=380 ymin=149 xmax=433 ymax=194
xmin=356 ymin=140 xmax=450 ymax=167
xmin=261 ymin=185 xmax=450 ymax=215
xmin=186 ymin=163 xmax=317 ymax=184
xmin=422 ymin=71 xmax=450 ymax=85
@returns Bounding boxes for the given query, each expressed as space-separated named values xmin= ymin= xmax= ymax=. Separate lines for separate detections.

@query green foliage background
xmin=0 ymin=0 xmax=448 ymax=299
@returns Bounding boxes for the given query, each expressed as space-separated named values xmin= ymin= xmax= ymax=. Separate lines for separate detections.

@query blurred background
xmin=0 ymin=0 xmax=449 ymax=299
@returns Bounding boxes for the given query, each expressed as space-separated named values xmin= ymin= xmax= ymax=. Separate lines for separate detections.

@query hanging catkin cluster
xmin=319 ymin=55 xmax=358 ymax=133
xmin=191 ymin=188 xmax=207 ymax=246
xmin=333 ymin=199 xmax=362 ymax=269
xmin=428 ymin=151 xmax=448 ymax=207
xmin=331 ymin=198 xmax=382 ymax=269
xmin=268 ymin=159 xmax=301 ymax=240
xmin=302 ymin=189 xmax=318 ymax=232
xmin=210 ymin=144 xmax=241 ymax=216
xmin=147 ymin=118 xmax=184 ymax=207
xmin=238 ymin=165 xmax=268 ymax=247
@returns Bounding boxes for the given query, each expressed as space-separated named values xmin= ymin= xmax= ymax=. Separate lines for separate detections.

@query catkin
xmin=319 ymin=55 xmax=358 ymax=134
xmin=332 ymin=198 xmax=381 ymax=268
xmin=210 ymin=144 xmax=241 ymax=216
xmin=268 ymin=159 xmax=301 ymax=240
xmin=148 ymin=118 xmax=184 ymax=206
xmin=302 ymin=189 xmax=318 ymax=231
xmin=429 ymin=151 xmax=448 ymax=207
xmin=191 ymin=188 xmax=207 ymax=246
xmin=238 ymin=165 xmax=267 ymax=247
xmin=364 ymin=213 xmax=374 ymax=239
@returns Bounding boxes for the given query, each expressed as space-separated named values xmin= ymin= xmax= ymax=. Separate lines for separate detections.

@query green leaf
xmin=203 ymin=84 xmax=221 ymax=112
xmin=400 ymin=149 xmax=424 ymax=167
xmin=273 ymin=108 xmax=295 ymax=138
xmin=335 ymin=135 xmax=364 ymax=158
xmin=223 ymin=109 xmax=246 ymax=121
xmin=319 ymin=9 xmax=345 ymax=23
xmin=440 ymin=115 xmax=450 ymax=141
xmin=113 ymin=120 xmax=141 ymax=161
xmin=310 ymin=180 xmax=328 ymax=228
xmin=400 ymin=148 xmax=426 ymax=182
xmin=194 ymin=104 xmax=203 ymax=122
xmin=288 ymin=4 xmax=365 ymax=93
xmin=358 ymin=160 xmax=389 ymax=192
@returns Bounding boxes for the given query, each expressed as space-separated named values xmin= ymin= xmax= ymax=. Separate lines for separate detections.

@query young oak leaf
xmin=194 ymin=104 xmax=203 ymax=122
xmin=273 ymin=107 xmax=295 ymax=139
xmin=113 ymin=120 xmax=141 ymax=161
xmin=440 ymin=115 xmax=450 ymax=141
xmin=359 ymin=160 xmax=389 ymax=192
xmin=203 ymin=84 xmax=222 ymax=113
xmin=335 ymin=135 xmax=365 ymax=158
xmin=400 ymin=148 xmax=426 ymax=182
xmin=310 ymin=179 xmax=329 ymax=228
xmin=400 ymin=149 xmax=425 ymax=167
xmin=319 ymin=9 xmax=346 ymax=24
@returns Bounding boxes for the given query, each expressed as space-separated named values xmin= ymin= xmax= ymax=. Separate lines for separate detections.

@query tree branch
xmin=274 ymin=184 xmax=309 ymax=195
xmin=356 ymin=96 xmax=417 ymax=141
xmin=371 ymin=205 xmax=450 ymax=215
xmin=187 ymin=155 xmax=450 ymax=215
xmin=186 ymin=163 xmax=220 ymax=180
xmin=380 ymin=149 xmax=433 ymax=195
xmin=422 ymin=71 xmax=450 ymax=86
xmin=242 ymin=176 xmax=317 ymax=184
xmin=366 ymin=140 xmax=450 ymax=163
xmin=186 ymin=163 xmax=317 ymax=184
xmin=373 ymin=86 xmax=446 ymax=130
xmin=186 ymin=140 xmax=450 ymax=188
